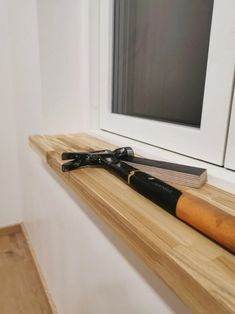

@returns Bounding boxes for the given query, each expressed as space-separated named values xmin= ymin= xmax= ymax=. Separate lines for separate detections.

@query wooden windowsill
xmin=29 ymin=133 xmax=235 ymax=313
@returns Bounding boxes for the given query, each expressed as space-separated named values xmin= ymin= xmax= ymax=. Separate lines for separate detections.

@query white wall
xmin=6 ymin=0 xmax=43 ymax=230
xmin=37 ymin=0 xmax=91 ymax=133
xmin=0 ymin=0 xmax=22 ymax=227
xmin=26 ymin=152 xmax=190 ymax=314
xmin=2 ymin=1 xmax=190 ymax=313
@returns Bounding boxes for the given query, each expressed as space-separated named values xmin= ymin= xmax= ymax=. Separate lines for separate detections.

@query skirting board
xmin=20 ymin=223 xmax=58 ymax=314
xmin=0 ymin=223 xmax=58 ymax=314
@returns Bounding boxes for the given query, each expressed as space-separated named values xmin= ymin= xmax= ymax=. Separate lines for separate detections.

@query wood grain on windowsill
xmin=29 ymin=133 xmax=235 ymax=314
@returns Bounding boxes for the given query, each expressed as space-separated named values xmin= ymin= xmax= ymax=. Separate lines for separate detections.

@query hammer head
xmin=61 ymin=147 xmax=134 ymax=172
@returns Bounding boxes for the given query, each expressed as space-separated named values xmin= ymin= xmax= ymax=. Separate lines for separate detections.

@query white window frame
xmin=99 ymin=0 xmax=235 ymax=165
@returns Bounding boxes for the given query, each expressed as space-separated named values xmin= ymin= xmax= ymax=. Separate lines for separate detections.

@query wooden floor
xmin=0 ymin=225 xmax=53 ymax=314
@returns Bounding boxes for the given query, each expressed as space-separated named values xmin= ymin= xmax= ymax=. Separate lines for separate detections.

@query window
xmin=112 ymin=0 xmax=214 ymax=128
xmin=99 ymin=0 xmax=235 ymax=165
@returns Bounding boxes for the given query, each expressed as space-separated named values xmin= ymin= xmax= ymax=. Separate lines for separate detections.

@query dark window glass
xmin=112 ymin=0 xmax=214 ymax=127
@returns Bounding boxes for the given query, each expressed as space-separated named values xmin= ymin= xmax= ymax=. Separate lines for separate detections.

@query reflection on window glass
xmin=112 ymin=0 xmax=214 ymax=127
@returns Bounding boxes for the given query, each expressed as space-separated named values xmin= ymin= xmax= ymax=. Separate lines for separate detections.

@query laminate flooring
xmin=0 ymin=225 xmax=53 ymax=314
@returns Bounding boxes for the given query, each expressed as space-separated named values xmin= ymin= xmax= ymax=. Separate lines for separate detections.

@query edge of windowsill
xmin=29 ymin=132 xmax=235 ymax=314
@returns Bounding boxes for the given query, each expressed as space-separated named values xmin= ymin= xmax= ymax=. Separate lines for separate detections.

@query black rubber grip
xmin=107 ymin=161 xmax=136 ymax=181
xmin=130 ymin=171 xmax=182 ymax=215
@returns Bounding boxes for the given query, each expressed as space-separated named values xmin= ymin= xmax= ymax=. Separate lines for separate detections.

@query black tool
xmin=62 ymin=147 xmax=207 ymax=188
xmin=61 ymin=147 xmax=134 ymax=172
xmin=61 ymin=147 xmax=235 ymax=254
xmin=61 ymin=147 xmax=181 ymax=214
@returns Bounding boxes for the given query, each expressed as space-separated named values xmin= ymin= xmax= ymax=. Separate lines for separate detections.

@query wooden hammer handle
xmin=176 ymin=193 xmax=235 ymax=253
xmin=107 ymin=163 xmax=235 ymax=253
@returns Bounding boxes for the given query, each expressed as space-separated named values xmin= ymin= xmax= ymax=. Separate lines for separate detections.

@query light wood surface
xmin=0 ymin=224 xmax=54 ymax=314
xmin=126 ymin=161 xmax=207 ymax=188
xmin=176 ymin=192 xmax=235 ymax=253
xmin=21 ymin=224 xmax=58 ymax=314
xmin=29 ymin=133 xmax=235 ymax=313
xmin=0 ymin=224 xmax=21 ymax=237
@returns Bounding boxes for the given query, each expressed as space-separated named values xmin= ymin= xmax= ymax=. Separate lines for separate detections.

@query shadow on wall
xmin=43 ymin=162 xmax=190 ymax=314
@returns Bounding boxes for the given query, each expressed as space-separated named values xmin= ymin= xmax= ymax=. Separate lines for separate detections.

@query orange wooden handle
xmin=176 ymin=193 xmax=235 ymax=253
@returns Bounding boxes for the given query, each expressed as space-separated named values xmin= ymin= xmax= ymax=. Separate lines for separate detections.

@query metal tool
xmin=62 ymin=147 xmax=207 ymax=188
xmin=61 ymin=147 xmax=134 ymax=171
xmin=61 ymin=147 xmax=235 ymax=254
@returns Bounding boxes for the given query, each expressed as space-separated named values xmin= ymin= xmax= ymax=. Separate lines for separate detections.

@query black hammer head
xmin=61 ymin=147 xmax=134 ymax=172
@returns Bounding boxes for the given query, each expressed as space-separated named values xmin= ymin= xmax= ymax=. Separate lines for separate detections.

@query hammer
xmin=61 ymin=147 xmax=235 ymax=254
